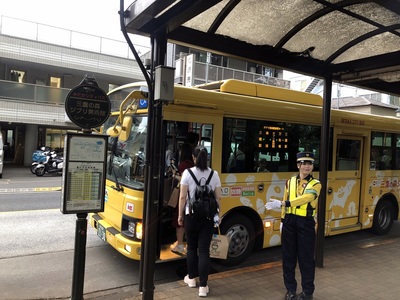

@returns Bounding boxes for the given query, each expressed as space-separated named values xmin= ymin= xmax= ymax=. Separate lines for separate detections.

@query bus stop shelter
xmin=124 ymin=0 xmax=400 ymax=96
xmin=119 ymin=1 xmax=400 ymax=299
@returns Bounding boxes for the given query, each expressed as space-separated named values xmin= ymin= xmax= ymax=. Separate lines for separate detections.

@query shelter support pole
xmin=71 ymin=213 xmax=88 ymax=300
xmin=316 ymin=74 xmax=332 ymax=268
xmin=141 ymin=34 xmax=167 ymax=300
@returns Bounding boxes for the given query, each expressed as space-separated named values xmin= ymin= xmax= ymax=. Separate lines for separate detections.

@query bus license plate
xmin=97 ymin=223 xmax=106 ymax=241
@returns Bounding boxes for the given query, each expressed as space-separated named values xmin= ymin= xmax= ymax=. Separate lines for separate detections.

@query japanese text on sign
xmin=69 ymin=136 xmax=106 ymax=161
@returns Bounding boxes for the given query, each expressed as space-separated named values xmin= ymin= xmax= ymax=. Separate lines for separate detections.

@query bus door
xmin=159 ymin=120 xmax=215 ymax=261
xmin=327 ymin=135 xmax=363 ymax=234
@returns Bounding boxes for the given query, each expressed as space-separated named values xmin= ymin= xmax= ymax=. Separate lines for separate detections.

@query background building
xmin=0 ymin=16 xmax=146 ymax=165
xmin=284 ymin=70 xmax=400 ymax=116
xmin=1 ymin=15 xmax=398 ymax=166
xmin=0 ymin=16 xmax=288 ymax=166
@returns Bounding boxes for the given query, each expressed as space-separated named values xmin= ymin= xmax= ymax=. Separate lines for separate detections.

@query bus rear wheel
xmin=219 ymin=213 xmax=255 ymax=266
xmin=371 ymin=200 xmax=394 ymax=235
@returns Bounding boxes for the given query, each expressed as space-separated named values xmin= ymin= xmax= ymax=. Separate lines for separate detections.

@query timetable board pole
xmin=71 ymin=213 xmax=88 ymax=300
xmin=62 ymin=132 xmax=108 ymax=299
xmin=62 ymin=76 xmax=110 ymax=300
xmin=70 ymin=128 xmax=91 ymax=300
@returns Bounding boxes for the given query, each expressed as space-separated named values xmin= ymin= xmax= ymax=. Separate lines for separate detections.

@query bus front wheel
xmin=219 ymin=213 xmax=255 ymax=266
xmin=371 ymin=200 xmax=394 ymax=235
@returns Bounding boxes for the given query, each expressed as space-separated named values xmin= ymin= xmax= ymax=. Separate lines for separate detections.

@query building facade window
xmin=50 ymin=77 xmax=61 ymax=88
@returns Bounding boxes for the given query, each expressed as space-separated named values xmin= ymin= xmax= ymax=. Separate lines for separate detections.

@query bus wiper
xmin=108 ymin=137 xmax=117 ymax=176
xmin=109 ymin=137 xmax=124 ymax=192
xmin=111 ymin=167 xmax=124 ymax=192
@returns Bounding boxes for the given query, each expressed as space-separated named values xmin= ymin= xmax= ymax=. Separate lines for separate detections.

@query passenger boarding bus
xmin=90 ymin=79 xmax=400 ymax=266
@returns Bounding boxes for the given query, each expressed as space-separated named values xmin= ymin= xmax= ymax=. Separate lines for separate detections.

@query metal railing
xmin=193 ymin=62 xmax=291 ymax=88
xmin=0 ymin=15 xmax=150 ymax=59
xmin=0 ymin=80 xmax=69 ymax=105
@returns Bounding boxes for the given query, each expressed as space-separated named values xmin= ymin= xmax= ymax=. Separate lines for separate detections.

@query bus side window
xmin=222 ymin=117 xmax=326 ymax=173
xmin=197 ymin=125 xmax=213 ymax=167
xmin=336 ymin=139 xmax=361 ymax=171
xmin=371 ymin=147 xmax=385 ymax=170
xmin=227 ymin=142 xmax=246 ymax=172
xmin=381 ymin=148 xmax=392 ymax=169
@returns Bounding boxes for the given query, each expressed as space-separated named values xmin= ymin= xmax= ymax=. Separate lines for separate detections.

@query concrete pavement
xmin=75 ymin=232 xmax=400 ymax=300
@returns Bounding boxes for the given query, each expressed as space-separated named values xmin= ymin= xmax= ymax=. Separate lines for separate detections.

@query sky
xmin=0 ymin=0 xmax=149 ymax=46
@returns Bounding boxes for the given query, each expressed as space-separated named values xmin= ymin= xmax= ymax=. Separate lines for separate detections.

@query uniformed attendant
xmin=265 ymin=152 xmax=321 ymax=300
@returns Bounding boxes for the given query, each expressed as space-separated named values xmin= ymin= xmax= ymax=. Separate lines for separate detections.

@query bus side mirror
xmin=106 ymin=125 xmax=122 ymax=137
xmin=106 ymin=90 xmax=142 ymax=139
xmin=118 ymin=116 xmax=132 ymax=142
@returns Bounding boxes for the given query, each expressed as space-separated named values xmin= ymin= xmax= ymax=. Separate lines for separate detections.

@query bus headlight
xmin=128 ymin=221 xmax=136 ymax=235
xmin=122 ymin=216 xmax=142 ymax=240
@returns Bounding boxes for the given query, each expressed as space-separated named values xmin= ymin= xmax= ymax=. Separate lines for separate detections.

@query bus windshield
xmin=108 ymin=83 xmax=148 ymax=110
xmin=105 ymin=114 xmax=147 ymax=190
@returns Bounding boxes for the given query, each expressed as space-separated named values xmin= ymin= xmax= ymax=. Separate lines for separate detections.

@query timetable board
xmin=61 ymin=133 xmax=108 ymax=214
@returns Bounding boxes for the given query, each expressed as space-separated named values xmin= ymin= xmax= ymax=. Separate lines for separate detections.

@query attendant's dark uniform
xmin=281 ymin=152 xmax=321 ymax=300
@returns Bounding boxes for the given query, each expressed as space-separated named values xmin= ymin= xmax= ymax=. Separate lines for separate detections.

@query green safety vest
xmin=285 ymin=176 xmax=319 ymax=217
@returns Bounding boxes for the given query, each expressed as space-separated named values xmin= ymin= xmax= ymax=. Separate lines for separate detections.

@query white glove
xmin=280 ymin=222 xmax=283 ymax=233
xmin=213 ymin=214 xmax=220 ymax=227
xmin=265 ymin=199 xmax=281 ymax=210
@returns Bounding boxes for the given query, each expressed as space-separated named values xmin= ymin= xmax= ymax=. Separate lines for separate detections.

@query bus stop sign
xmin=65 ymin=82 xmax=111 ymax=129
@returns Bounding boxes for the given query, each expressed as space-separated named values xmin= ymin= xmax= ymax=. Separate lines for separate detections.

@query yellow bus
xmin=90 ymin=79 xmax=400 ymax=266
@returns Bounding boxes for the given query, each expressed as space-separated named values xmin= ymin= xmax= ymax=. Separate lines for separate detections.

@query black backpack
xmin=187 ymin=169 xmax=219 ymax=220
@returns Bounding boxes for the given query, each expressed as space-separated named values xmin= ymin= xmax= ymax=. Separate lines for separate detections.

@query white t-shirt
xmin=180 ymin=167 xmax=221 ymax=215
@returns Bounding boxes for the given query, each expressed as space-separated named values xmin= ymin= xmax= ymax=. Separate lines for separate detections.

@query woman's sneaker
xmin=170 ymin=242 xmax=185 ymax=255
xmin=199 ymin=286 xmax=209 ymax=297
xmin=184 ymin=275 xmax=196 ymax=288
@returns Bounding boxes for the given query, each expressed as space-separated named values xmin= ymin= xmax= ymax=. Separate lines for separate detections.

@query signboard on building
xmin=184 ymin=54 xmax=195 ymax=87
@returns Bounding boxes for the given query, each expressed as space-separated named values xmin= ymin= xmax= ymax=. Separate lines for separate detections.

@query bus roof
xmin=196 ymin=79 xmax=323 ymax=106
xmin=173 ymin=80 xmax=400 ymax=132
xmin=111 ymin=79 xmax=400 ymax=133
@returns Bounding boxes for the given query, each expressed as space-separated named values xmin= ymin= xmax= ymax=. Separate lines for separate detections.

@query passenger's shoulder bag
xmin=168 ymin=178 xmax=180 ymax=208
xmin=209 ymin=226 xmax=230 ymax=260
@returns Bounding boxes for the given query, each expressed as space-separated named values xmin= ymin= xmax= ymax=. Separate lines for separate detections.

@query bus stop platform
xmin=3 ymin=164 xmax=399 ymax=300
xmin=81 ymin=229 xmax=400 ymax=300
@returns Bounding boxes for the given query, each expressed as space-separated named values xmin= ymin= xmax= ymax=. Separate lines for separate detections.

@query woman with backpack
xmin=178 ymin=145 xmax=222 ymax=297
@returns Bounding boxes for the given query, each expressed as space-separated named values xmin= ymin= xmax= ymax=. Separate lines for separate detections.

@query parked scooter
xmin=31 ymin=147 xmax=51 ymax=174
xmin=35 ymin=152 xmax=64 ymax=176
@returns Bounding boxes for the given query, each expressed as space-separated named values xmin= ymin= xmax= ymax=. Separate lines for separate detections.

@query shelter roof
xmin=124 ymin=0 xmax=400 ymax=96
xmin=332 ymin=96 xmax=398 ymax=108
